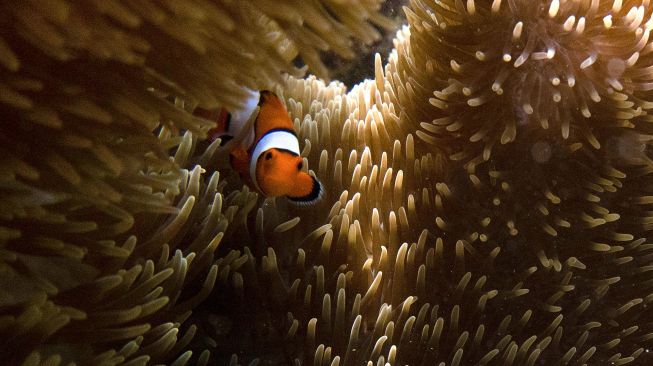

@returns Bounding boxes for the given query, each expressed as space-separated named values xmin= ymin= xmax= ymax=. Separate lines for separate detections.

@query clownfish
xmin=195 ymin=89 xmax=323 ymax=205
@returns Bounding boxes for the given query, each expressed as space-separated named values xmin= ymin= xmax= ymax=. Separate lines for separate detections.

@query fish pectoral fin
xmin=229 ymin=146 xmax=250 ymax=177
xmin=287 ymin=173 xmax=323 ymax=205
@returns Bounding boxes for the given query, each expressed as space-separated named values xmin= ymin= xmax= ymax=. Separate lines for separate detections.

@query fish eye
xmin=297 ymin=161 xmax=303 ymax=170
xmin=265 ymin=152 xmax=273 ymax=160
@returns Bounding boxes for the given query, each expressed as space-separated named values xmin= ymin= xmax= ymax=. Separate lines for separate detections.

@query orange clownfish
xmin=195 ymin=90 xmax=324 ymax=205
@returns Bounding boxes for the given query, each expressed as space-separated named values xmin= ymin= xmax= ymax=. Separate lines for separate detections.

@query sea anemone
xmin=0 ymin=0 xmax=387 ymax=364
xmin=2 ymin=0 xmax=653 ymax=365
xmin=391 ymin=0 xmax=653 ymax=164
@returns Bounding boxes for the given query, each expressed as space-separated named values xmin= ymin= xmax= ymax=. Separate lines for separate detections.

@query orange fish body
xmin=195 ymin=90 xmax=323 ymax=204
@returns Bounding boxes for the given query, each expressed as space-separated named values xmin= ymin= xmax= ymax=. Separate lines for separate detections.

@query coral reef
xmin=2 ymin=0 xmax=653 ymax=366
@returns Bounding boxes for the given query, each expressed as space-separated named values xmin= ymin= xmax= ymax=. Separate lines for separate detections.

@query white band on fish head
xmin=249 ymin=130 xmax=301 ymax=193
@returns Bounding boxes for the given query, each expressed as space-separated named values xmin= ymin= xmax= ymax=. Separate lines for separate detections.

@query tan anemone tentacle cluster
xmin=392 ymin=0 xmax=653 ymax=165
xmin=0 ymin=0 xmax=387 ymax=365
xmin=196 ymin=1 xmax=653 ymax=365
xmin=374 ymin=0 xmax=653 ymax=364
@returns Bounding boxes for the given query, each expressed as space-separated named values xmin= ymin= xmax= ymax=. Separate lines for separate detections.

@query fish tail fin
xmin=216 ymin=135 xmax=234 ymax=146
xmin=229 ymin=146 xmax=250 ymax=181
xmin=194 ymin=107 xmax=232 ymax=143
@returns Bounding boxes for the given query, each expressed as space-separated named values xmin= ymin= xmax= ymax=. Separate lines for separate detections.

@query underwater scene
xmin=2 ymin=0 xmax=653 ymax=365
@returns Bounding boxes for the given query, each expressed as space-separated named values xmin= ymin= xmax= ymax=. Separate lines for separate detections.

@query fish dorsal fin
xmin=254 ymin=91 xmax=293 ymax=140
